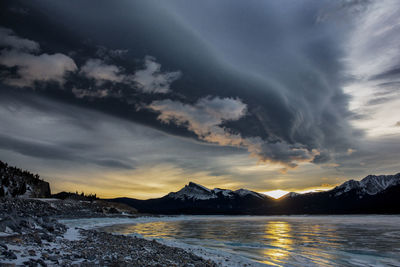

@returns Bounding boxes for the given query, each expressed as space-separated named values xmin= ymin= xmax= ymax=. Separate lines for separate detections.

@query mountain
xmin=166 ymin=182 xmax=218 ymax=200
xmin=166 ymin=182 xmax=267 ymax=201
xmin=108 ymin=182 xmax=274 ymax=215
xmin=107 ymin=173 xmax=400 ymax=215
xmin=332 ymin=173 xmax=400 ymax=196
xmin=0 ymin=160 xmax=50 ymax=198
xmin=280 ymin=192 xmax=300 ymax=199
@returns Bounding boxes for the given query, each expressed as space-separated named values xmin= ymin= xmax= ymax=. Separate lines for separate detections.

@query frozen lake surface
xmin=99 ymin=215 xmax=400 ymax=266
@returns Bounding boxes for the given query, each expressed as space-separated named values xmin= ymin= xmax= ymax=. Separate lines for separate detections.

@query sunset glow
xmin=263 ymin=190 xmax=289 ymax=199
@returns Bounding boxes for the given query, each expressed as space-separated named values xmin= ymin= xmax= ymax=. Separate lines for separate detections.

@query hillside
xmin=0 ymin=160 xmax=50 ymax=198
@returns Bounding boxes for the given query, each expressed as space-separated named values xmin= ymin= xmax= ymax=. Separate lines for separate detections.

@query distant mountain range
xmin=1 ymin=159 xmax=399 ymax=214
xmin=108 ymin=173 xmax=400 ymax=214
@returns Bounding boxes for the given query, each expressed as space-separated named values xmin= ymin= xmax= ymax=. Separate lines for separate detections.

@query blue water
xmin=101 ymin=215 xmax=400 ymax=266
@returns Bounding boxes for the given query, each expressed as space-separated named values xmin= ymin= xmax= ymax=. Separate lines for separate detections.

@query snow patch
xmin=63 ymin=227 xmax=81 ymax=241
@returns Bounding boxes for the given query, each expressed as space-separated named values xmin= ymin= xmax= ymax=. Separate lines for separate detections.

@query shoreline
xmin=1 ymin=227 xmax=217 ymax=266
xmin=0 ymin=198 xmax=218 ymax=266
xmin=60 ymin=216 xmax=262 ymax=267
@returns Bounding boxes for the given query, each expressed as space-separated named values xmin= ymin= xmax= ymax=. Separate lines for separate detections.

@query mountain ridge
xmin=166 ymin=181 xmax=269 ymax=201
xmin=332 ymin=173 xmax=400 ymax=196
xmin=107 ymin=173 xmax=400 ymax=215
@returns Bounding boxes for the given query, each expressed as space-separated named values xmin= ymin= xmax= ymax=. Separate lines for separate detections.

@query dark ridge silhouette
xmin=107 ymin=174 xmax=400 ymax=215
xmin=0 ymin=160 xmax=50 ymax=198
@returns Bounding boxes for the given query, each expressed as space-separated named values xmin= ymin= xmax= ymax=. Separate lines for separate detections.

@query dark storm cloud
xmin=154 ymin=0 xmax=361 ymax=161
xmin=0 ymin=133 xmax=135 ymax=170
xmin=0 ymin=134 xmax=75 ymax=160
xmin=311 ymin=153 xmax=331 ymax=164
xmin=0 ymin=90 xmax=138 ymax=170
xmin=0 ymin=0 xmax=371 ymax=167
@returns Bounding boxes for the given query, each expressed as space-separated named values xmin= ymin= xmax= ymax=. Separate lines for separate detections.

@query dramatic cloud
xmin=95 ymin=46 xmax=128 ymax=60
xmin=147 ymin=97 xmax=313 ymax=168
xmin=0 ymin=27 xmax=77 ymax=88
xmin=80 ymin=58 xmax=125 ymax=85
xmin=72 ymin=87 xmax=110 ymax=99
xmin=149 ymin=97 xmax=247 ymax=133
xmin=0 ymin=27 xmax=39 ymax=52
xmin=78 ymin=56 xmax=181 ymax=96
xmin=133 ymin=56 xmax=181 ymax=94
xmin=148 ymin=96 xmax=246 ymax=144
xmin=0 ymin=50 xmax=77 ymax=87
xmin=0 ymin=25 xmax=181 ymax=98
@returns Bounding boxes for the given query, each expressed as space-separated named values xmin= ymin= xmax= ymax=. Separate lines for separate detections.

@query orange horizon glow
xmin=51 ymin=182 xmax=336 ymax=200
xmin=263 ymin=186 xmax=334 ymax=199
xmin=263 ymin=190 xmax=289 ymax=199
xmin=47 ymin=166 xmax=338 ymax=200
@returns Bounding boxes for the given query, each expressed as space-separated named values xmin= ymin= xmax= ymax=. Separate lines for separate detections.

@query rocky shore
xmin=0 ymin=198 xmax=216 ymax=266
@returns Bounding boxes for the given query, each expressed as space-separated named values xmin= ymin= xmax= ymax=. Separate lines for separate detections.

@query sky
xmin=0 ymin=0 xmax=400 ymax=199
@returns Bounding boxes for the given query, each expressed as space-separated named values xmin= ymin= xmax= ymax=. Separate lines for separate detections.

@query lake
xmin=100 ymin=215 xmax=400 ymax=266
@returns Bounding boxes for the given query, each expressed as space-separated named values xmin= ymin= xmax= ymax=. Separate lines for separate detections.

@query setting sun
xmin=263 ymin=190 xmax=289 ymax=199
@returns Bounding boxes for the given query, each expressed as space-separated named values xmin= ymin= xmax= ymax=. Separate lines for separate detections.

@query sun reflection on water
xmin=99 ymin=217 xmax=400 ymax=266
xmin=261 ymin=221 xmax=293 ymax=265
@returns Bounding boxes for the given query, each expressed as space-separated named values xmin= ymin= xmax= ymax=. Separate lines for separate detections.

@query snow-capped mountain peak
xmin=333 ymin=173 xmax=400 ymax=196
xmin=166 ymin=182 xmax=266 ymax=200
xmin=187 ymin=182 xmax=211 ymax=192
xmin=283 ymin=192 xmax=300 ymax=198
xmin=166 ymin=182 xmax=216 ymax=200
xmin=212 ymin=188 xmax=234 ymax=197
xmin=234 ymin=189 xmax=265 ymax=199
xmin=360 ymin=174 xmax=400 ymax=194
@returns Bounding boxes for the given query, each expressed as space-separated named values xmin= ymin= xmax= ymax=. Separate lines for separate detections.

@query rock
xmin=0 ymin=216 xmax=19 ymax=233
xmin=19 ymin=218 xmax=35 ymax=229
xmin=36 ymin=258 xmax=47 ymax=266
xmin=107 ymin=207 xmax=119 ymax=214
xmin=43 ymin=223 xmax=55 ymax=232
xmin=41 ymin=233 xmax=54 ymax=242
xmin=0 ymin=198 xmax=217 ymax=267
xmin=3 ymin=250 xmax=17 ymax=259
xmin=0 ymin=243 xmax=7 ymax=250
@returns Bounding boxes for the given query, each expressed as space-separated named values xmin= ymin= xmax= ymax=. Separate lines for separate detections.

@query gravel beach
xmin=0 ymin=198 xmax=217 ymax=266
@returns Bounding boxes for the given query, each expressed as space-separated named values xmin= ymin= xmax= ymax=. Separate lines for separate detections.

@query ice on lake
xmin=100 ymin=215 xmax=400 ymax=266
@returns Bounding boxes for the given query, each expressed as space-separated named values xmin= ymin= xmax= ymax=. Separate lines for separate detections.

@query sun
xmin=263 ymin=190 xmax=289 ymax=199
